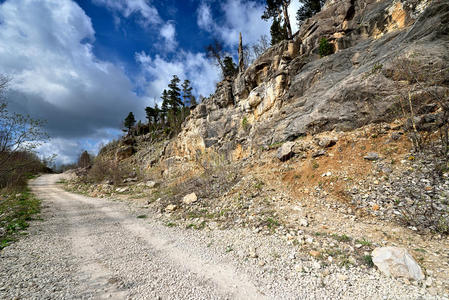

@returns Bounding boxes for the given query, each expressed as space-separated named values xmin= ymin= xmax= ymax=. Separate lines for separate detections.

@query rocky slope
xmin=167 ymin=0 xmax=448 ymax=161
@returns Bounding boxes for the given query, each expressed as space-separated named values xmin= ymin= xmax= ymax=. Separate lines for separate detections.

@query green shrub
xmin=319 ymin=37 xmax=333 ymax=57
xmin=363 ymin=255 xmax=374 ymax=267
xmin=242 ymin=117 xmax=249 ymax=131
xmin=0 ymin=189 xmax=40 ymax=250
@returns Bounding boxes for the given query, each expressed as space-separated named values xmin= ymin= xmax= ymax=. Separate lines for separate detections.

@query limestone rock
xmin=317 ymin=137 xmax=338 ymax=148
xmin=116 ymin=145 xmax=134 ymax=161
xmin=372 ymin=247 xmax=425 ymax=281
xmin=145 ymin=181 xmax=158 ymax=188
xmin=312 ymin=150 xmax=326 ymax=158
xmin=165 ymin=204 xmax=177 ymax=212
xmin=277 ymin=141 xmax=296 ymax=161
xmin=182 ymin=192 xmax=198 ymax=205
xmin=163 ymin=0 xmax=447 ymax=165
xmin=123 ymin=177 xmax=137 ymax=183
xmin=364 ymin=152 xmax=380 ymax=161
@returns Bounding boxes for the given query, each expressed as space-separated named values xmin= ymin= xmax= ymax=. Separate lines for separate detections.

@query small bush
xmin=242 ymin=117 xmax=249 ymax=131
xmin=88 ymin=156 xmax=130 ymax=185
xmin=363 ymin=255 xmax=374 ymax=267
xmin=319 ymin=37 xmax=333 ymax=57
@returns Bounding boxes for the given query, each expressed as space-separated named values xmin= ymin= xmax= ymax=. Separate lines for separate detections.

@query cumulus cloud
xmin=197 ymin=0 xmax=270 ymax=48
xmin=37 ymin=128 xmax=122 ymax=165
xmin=0 ymin=0 xmax=146 ymax=164
xmin=136 ymin=51 xmax=220 ymax=102
xmin=92 ymin=0 xmax=161 ymax=26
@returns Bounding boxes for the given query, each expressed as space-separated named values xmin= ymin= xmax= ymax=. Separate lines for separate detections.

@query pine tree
xmin=296 ymin=0 xmax=325 ymax=27
xmin=124 ymin=112 xmax=136 ymax=133
xmin=262 ymin=0 xmax=292 ymax=42
xmin=270 ymin=17 xmax=288 ymax=45
xmin=153 ymin=103 xmax=160 ymax=124
xmin=223 ymin=56 xmax=238 ymax=78
xmin=167 ymin=75 xmax=182 ymax=112
xmin=181 ymin=79 xmax=196 ymax=107
xmin=161 ymin=89 xmax=169 ymax=124
xmin=145 ymin=106 xmax=155 ymax=124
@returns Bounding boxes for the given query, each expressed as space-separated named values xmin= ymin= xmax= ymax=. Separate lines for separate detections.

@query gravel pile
xmin=349 ymin=149 xmax=449 ymax=234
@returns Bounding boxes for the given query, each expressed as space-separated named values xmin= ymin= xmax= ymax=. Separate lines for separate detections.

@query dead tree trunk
xmin=238 ymin=32 xmax=244 ymax=73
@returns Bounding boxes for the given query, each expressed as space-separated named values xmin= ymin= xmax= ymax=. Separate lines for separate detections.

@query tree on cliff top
xmin=262 ymin=0 xmax=292 ymax=43
xmin=168 ymin=75 xmax=182 ymax=111
xmin=124 ymin=112 xmax=136 ymax=133
xmin=223 ymin=56 xmax=238 ymax=78
xmin=181 ymin=79 xmax=196 ymax=107
xmin=270 ymin=17 xmax=289 ymax=45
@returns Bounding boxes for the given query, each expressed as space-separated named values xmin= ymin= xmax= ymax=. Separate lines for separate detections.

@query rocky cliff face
xmin=168 ymin=0 xmax=448 ymax=161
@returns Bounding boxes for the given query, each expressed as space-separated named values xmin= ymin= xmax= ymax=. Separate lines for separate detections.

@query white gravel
xmin=0 ymin=174 xmax=444 ymax=299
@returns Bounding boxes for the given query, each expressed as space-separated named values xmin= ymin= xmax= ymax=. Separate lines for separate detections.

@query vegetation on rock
xmin=318 ymin=37 xmax=333 ymax=57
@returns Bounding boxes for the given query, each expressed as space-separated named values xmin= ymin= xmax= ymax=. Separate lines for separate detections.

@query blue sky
xmin=0 ymin=0 xmax=301 ymax=165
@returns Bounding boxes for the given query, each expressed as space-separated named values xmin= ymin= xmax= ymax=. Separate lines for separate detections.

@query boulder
xmin=312 ymin=149 xmax=326 ymax=158
xmin=277 ymin=141 xmax=296 ymax=161
xmin=123 ymin=177 xmax=137 ymax=183
xmin=372 ymin=247 xmax=425 ymax=281
xmin=165 ymin=204 xmax=177 ymax=212
xmin=317 ymin=137 xmax=338 ymax=148
xmin=145 ymin=181 xmax=158 ymax=188
xmin=115 ymin=187 xmax=129 ymax=193
xmin=182 ymin=192 xmax=198 ymax=204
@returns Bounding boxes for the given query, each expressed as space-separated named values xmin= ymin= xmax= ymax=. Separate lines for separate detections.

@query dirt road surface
xmin=0 ymin=174 xmax=435 ymax=299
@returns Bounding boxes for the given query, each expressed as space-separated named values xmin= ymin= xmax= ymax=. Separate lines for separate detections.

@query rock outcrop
xmin=170 ymin=0 xmax=449 ymax=162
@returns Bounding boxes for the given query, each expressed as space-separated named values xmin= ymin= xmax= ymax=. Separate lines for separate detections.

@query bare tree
xmin=205 ymin=40 xmax=225 ymax=74
xmin=251 ymin=35 xmax=270 ymax=58
xmin=0 ymin=76 xmax=49 ymax=176
xmin=387 ymin=58 xmax=449 ymax=153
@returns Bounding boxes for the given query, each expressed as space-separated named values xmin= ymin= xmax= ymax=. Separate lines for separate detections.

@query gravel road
xmin=0 ymin=174 xmax=442 ymax=299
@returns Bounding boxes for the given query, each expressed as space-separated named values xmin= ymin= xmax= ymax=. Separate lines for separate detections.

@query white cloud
xmin=37 ymin=128 xmax=122 ymax=165
xmin=197 ymin=3 xmax=214 ymax=31
xmin=0 ymin=0 xmax=146 ymax=164
xmin=160 ymin=21 xmax=177 ymax=52
xmin=197 ymin=0 xmax=271 ymax=48
xmin=92 ymin=0 xmax=161 ymax=26
xmin=136 ymin=51 xmax=220 ymax=102
xmin=94 ymin=0 xmax=179 ymax=53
